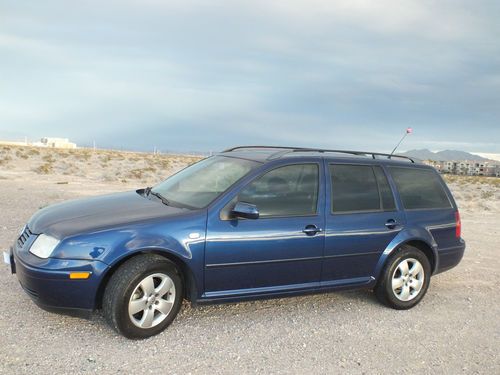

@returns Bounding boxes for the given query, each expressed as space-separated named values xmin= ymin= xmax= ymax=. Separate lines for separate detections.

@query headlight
xmin=29 ymin=234 xmax=60 ymax=259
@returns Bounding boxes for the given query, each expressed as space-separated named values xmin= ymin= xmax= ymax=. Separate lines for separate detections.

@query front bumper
xmin=6 ymin=244 xmax=109 ymax=317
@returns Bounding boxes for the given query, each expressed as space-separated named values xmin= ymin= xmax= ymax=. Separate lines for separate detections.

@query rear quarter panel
xmin=375 ymin=164 xmax=463 ymax=276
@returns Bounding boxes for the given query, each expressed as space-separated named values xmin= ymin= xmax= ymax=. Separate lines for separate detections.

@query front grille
xmin=17 ymin=226 xmax=33 ymax=248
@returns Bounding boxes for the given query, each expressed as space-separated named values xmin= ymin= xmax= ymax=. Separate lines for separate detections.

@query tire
xmin=103 ymin=254 xmax=183 ymax=339
xmin=375 ymin=245 xmax=431 ymax=310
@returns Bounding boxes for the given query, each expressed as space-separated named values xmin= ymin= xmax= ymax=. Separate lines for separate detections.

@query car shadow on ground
xmin=174 ymin=288 xmax=381 ymax=319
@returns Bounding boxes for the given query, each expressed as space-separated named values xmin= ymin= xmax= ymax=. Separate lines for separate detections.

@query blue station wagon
xmin=4 ymin=146 xmax=466 ymax=338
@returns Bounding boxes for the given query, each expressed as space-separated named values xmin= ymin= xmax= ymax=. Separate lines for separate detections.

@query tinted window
xmin=373 ymin=166 xmax=396 ymax=211
xmin=238 ymin=164 xmax=319 ymax=217
xmin=390 ymin=167 xmax=451 ymax=209
xmin=330 ymin=165 xmax=381 ymax=213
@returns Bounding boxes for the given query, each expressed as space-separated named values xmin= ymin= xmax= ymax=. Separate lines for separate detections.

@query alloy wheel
xmin=391 ymin=258 xmax=425 ymax=302
xmin=128 ymin=273 xmax=176 ymax=329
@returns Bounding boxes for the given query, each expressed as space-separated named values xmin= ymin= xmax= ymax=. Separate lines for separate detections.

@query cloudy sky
xmin=1 ymin=0 xmax=499 ymax=153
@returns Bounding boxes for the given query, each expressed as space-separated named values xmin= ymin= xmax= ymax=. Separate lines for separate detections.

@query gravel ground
xmin=0 ymin=176 xmax=499 ymax=374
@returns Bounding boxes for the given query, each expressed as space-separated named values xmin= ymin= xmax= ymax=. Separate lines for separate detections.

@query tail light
xmin=455 ymin=211 xmax=461 ymax=238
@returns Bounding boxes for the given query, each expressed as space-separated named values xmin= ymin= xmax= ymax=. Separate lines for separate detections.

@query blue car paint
xmin=205 ymin=158 xmax=326 ymax=295
xmin=8 ymin=154 xmax=466 ymax=315
xmin=322 ymin=160 xmax=407 ymax=282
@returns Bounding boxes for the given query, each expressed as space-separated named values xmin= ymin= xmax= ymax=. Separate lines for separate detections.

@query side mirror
xmin=232 ymin=202 xmax=259 ymax=220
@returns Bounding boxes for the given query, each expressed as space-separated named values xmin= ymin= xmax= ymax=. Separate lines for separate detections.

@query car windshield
xmin=151 ymin=156 xmax=259 ymax=209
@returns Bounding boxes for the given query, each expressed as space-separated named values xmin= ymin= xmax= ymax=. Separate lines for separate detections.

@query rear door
xmin=322 ymin=163 xmax=405 ymax=283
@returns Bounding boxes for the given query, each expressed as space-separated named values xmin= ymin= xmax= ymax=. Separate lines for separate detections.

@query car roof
xmin=219 ymin=146 xmax=424 ymax=167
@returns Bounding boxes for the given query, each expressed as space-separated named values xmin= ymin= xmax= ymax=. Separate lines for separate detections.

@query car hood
xmin=28 ymin=190 xmax=189 ymax=239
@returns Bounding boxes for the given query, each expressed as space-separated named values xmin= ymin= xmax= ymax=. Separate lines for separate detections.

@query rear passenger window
xmin=329 ymin=165 xmax=395 ymax=213
xmin=389 ymin=167 xmax=451 ymax=210
xmin=238 ymin=164 xmax=319 ymax=217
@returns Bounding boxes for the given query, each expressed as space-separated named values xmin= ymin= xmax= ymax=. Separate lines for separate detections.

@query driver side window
xmin=237 ymin=164 xmax=319 ymax=217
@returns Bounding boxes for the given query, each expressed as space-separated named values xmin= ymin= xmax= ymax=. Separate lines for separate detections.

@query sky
xmin=1 ymin=0 xmax=499 ymax=153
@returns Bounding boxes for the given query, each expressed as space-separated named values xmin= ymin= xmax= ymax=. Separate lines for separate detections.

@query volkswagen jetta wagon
xmin=4 ymin=146 xmax=465 ymax=338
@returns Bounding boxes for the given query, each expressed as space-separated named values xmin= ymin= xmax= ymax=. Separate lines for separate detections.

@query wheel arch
xmin=94 ymin=249 xmax=198 ymax=310
xmin=403 ymin=240 xmax=436 ymax=272
xmin=374 ymin=238 xmax=438 ymax=281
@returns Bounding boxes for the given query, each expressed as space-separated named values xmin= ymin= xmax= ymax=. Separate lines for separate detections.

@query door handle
xmin=385 ymin=219 xmax=401 ymax=229
xmin=303 ymin=225 xmax=323 ymax=236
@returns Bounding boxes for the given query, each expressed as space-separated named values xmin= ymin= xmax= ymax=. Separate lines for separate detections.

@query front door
xmin=204 ymin=161 xmax=326 ymax=297
xmin=322 ymin=163 xmax=406 ymax=283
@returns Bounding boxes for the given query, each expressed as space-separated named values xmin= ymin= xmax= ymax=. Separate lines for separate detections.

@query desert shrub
xmin=0 ymin=154 xmax=12 ymax=166
xmin=126 ymin=167 xmax=157 ymax=180
xmin=481 ymin=191 xmax=494 ymax=199
xmin=58 ymin=151 xmax=69 ymax=158
xmin=42 ymin=154 xmax=56 ymax=163
xmin=100 ymin=154 xmax=112 ymax=163
xmin=73 ymin=149 xmax=92 ymax=161
xmin=28 ymin=148 xmax=40 ymax=156
xmin=34 ymin=163 xmax=54 ymax=174
xmin=81 ymin=150 xmax=92 ymax=161
xmin=444 ymin=174 xmax=500 ymax=187
xmin=127 ymin=169 xmax=144 ymax=179
xmin=157 ymin=159 xmax=171 ymax=170
xmin=15 ymin=149 xmax=29 ymax=159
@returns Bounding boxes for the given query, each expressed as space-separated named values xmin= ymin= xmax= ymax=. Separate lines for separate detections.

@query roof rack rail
xmin=222 ymin=146 xmax=415 ymax=163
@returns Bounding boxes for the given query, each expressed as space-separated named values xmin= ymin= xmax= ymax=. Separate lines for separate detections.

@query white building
xmin=34 ymin=137 xmax=77 ymax=149
xmin=1 ymin=137 xmax=77 ymax=149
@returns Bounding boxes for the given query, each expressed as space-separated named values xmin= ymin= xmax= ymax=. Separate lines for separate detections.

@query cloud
xmin=0 ymin=1 xmax=499 ymax=152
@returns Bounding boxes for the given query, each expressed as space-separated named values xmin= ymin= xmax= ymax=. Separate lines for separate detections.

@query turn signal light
xmin=69 ymin=272 xmax=91 ymax=279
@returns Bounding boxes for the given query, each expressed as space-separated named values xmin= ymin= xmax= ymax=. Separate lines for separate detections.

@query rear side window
xmin=238 ymin=164 xmax=319 ymax=217
xmin=329 ymin=164 xmax=395 ymax=213
xmin=389 ymin=167 xmax=451 ymax=210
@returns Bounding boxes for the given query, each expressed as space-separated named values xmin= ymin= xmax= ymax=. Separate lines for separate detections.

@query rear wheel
xmin=103 ymin=254 xmax=183 ymax=339
xmin=375 ymin=245 xmax=431 ymax=309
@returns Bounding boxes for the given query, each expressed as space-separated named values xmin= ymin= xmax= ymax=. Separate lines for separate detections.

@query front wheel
xmin=103 ymin=254 xmax=183 ymax=339
xmin=375 ymin=246 xmax=431 ymax=310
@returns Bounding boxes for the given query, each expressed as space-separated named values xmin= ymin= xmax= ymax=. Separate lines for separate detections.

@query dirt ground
xmin=0 ymin=171 xmax=499 ymax=374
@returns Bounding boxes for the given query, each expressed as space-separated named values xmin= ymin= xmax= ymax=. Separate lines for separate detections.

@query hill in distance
xmin=399 ymin=149 xmax=489 ymax=161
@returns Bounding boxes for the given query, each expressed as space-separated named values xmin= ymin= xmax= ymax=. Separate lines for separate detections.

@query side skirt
xmin=196 ymin=276 xmax=375 ymax=305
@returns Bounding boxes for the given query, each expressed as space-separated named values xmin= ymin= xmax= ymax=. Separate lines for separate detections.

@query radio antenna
xmin=390 ymin=127 xmax=413 ymax=156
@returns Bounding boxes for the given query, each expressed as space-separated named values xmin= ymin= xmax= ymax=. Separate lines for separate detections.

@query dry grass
xmin=126 ymin=167 xmax=157 ymax=180
xmin=0 ymin=144 xmax=202 ymax=184
xmin=443 ymin=174 xmax=500 ymax=187
xmin=34 ymin=163 xmax=54 ymax=174
xmin=0 ymin=154 xmax=12 ymax=166
xmin=15 ymin=149 xmax=29 ymax=159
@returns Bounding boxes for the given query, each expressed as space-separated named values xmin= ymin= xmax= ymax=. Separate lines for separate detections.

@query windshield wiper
xmin=149 ymin=190 xmax=170 ymax=206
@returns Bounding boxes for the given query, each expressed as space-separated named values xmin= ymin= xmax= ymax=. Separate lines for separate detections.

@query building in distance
xmin=0 ymin=137 xmax=77 ymax=149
